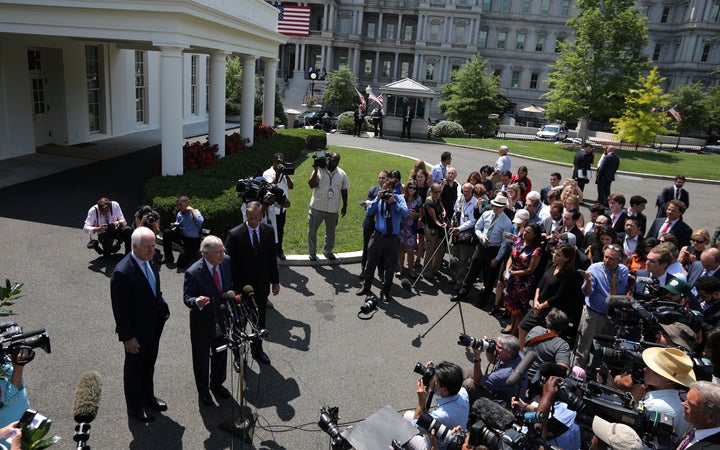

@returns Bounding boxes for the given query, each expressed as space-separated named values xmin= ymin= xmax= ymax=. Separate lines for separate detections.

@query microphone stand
xmin=73 ymin=422 xmax=91 ymax=450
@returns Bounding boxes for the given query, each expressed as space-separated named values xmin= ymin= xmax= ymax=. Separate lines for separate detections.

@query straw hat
xmin=642 ymin=347 xmax=696 ymax=387
xmin=490 ymin=196 xmax=508 ymax=208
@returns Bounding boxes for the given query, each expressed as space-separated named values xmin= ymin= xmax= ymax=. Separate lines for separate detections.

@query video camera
xmin=312 ymin=150 xmax=328 ymax=169
xmin=276 ymin=160 xmax=295 ymax=176
xmin=0 ymin=321 xmax=51 ymax=364
xmin=236 ymin=177 xmax=287 ymax=206
xmin=606 ymin=295 xmax=704 ymax=341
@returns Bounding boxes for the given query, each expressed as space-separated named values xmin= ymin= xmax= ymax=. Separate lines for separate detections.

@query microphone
xmin=506 ymin=350 xmax=537 ymax=386
xmin=222 ymin=290 xmax=240 ymax=301
xmin=242 ymin=285 xmax=259 ymax=308
xmin=606 ymin=295 xmax=634 ymax=309
xmin=470 ymin=397 xmax=515 ymax=430
xmin=73 ymin=371 xmax=102 ymax=423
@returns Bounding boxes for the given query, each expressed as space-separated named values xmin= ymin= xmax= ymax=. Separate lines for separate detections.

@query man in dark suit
xmin=656 ymin=175 xmax=690 ymax=218
xmin=679 ymin=381 xmax=720 ymax=450
xmin=225 ymin=201 xmax=280 ymax=365
xmin=595 ymin=145 xmax=619 ymax=206
xmin=353 ymin=103 xmax=365 ymax=137
xmin=627 ymin=195 xmax=648 ymax=237
xmin=688 ymin=248 xmax=720 ymax=288
xmin=111 ymin=227 xmax=170 ymax=422
xmin=572 ymin=143 xmax=593 ymax=192
xmin=183 ymin=235 xmax=232 ymax=406
xmin=647 ymin=199 xmax=693 ymax=248
xmin=401 ymin=105 xmax=414 ymax=140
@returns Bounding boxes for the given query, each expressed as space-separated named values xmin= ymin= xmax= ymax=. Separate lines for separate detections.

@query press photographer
xmin=403 ymin=361 xmax=469 ymax=450
xmin=307 ymin=151 xmax=349 ymax=261
xmin=460 ymin=334 xmax=523 ymax=406
xmin=162 ymin=195 xmax=204 ymax=269
xmin=262 ymin=152 xmax=294 ymax=260
xmin=83 ymin=197 xmax=132 ymax=256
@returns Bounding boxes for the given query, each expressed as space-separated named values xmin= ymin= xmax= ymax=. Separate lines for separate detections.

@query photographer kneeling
xmin=404 ymin=361 xmax=469 ymax=450
xmin=83 ymin=197 xmax=132 ymax=256
xmin=462 ymin=335 xmax=523 ymax=406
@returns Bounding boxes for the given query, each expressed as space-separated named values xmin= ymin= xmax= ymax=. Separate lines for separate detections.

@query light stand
xmin=310 ymin=72 xmax=317 ymax=101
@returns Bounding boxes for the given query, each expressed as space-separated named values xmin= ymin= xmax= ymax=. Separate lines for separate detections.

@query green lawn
xmin=282 ymin=147 xmax=417 ymax=255
xmin=442 ymin=138 xmax=720 ymax=181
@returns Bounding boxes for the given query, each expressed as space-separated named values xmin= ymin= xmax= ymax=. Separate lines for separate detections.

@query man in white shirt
xmin=262 ymin=152 xmax=293 ymax=260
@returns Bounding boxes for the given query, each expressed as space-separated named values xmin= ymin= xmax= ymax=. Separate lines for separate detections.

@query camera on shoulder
xmin=312 ymin=150 xmax=328 ymax=168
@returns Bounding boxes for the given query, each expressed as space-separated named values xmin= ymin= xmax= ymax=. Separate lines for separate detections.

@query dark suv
xmin=293 ymin=110 xmax=335 ymax=129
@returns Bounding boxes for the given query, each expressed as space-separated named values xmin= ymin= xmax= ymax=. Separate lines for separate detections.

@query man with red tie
xmin=656 ymin=175 xmax=690 ymax=218
xmin=647 ymin=199 xmax=693 ymax=248
xmin=184 ymin=235 xmax=232 ymax=406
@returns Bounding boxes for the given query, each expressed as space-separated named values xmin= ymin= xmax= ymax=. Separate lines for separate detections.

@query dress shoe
xmin=253 ymin=350 xmax=271 ymax=365
xmin=199 ymin=393 xmax=214 ymax=406
xmin=211 ymin=383 xmax=232 ymax=399
xmin=324 ymin=252 xmax=337 ymax=260
xmin=356 ymin=287 xmax=371 ymax=296
xmin=309 ymin=254 xmax=317 ymax=261
xmin=277 ymin=251 xmax=286 ymax=260
xmin=451 ymin=289 xmax=468 ymax=301
xmin=144 ymin=397 xmax=168 ymax=412
xmin=380 ymin=291 xmax=394 ymax=303
xmin=128 ymin=406 xmax=155 ymax=422
xmin=266 ymin=299 xmax=275 ymax=309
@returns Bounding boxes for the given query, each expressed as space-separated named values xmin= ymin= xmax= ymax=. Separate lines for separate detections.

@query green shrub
xmin=336 ymin=111 xmax=372 ymax=133
xmin=430 ymin=120 xmax=466 ymax=138
xmin=144 ymin=129 xmax=313 ymax=239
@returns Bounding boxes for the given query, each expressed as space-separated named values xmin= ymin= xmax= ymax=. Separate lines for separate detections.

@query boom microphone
xmin=73 ymin=371 xmax=102 ymax=423
xmin=506 ymin=350 xmax=537 ymax=386
xmin=606 ymin=295 xmax=633 ymax=309
xmin=470 ymin=397 xmax=516 ymax=430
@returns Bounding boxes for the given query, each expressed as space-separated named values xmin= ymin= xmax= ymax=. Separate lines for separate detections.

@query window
xmin=713 ymin=4 xmax=720 ymax=22
xmin=386 ymin=23 xmax=395 ymax=39
xmin=85 ymin=45 xmax=102 ymax=132
xmin=541 ymin=0 xmax=549 ymax=15
xmin=661 ymin=6 xmax=670 ymax=23
xmin=701 ymin=44 xmax=711 ymax=62
xmin=497 ymin=31 xmax=507 ymax=49
xmin=404 ymin=25 xmax=414 ymax=40
xmin=530 ymin=72 xmax=540 ymax=89
xmin=652 ymin=43 xmax=663 ymax=61
xmin=382 ymin=60 xmax=392 ymax=78
xmin=364 ymin=58 xmax=373 ymax=76
xmin=511 ymin=70 xmax=521 ymax=88
xmin=339 ymin=15 xmax=351 ymax=33
xmin=521 ymin=0 xmax=530 ymax=13
xmin=401 ymin=61 xmax=411 ymax=78
xmin=27 ymin=50 xmax=42 ymax=70
xmin=31 ymin=78 xmax=45 ymax=114
xmin=560 ymin=0 xmax=571 ymax=16
xmin=516 ymin=32 xmax=526 ymax=50
xmin=429 ymin=23 xmax=440 ymax=41
xmin=367 ymin=22 xmax=376 ymax=38
xmin=536 ymin=36 xmax=545 ymax=52
xmin=455 ymin=24 xmax=466 ymax=43
xmin=135 ymin=50 xmax=146 ymax=123
xmin=641 ymin=5 xmax=650 ymax=17
xmin=482 ymin=0 xmax=492 ymax=12
xmin=493 ymin=68 xmax=503 ymax=79
xmin=555 ymin=36 xmax=565 ymax=53
xmin=191 ymin=55 xmax=198 ymax=115
xmin=426 ymin=63 xmax=435 ymax=80
xmin=501 ymin=0 xmax=511 ymax=12
xmin=478 ymin=30 xmax=488 ymax=48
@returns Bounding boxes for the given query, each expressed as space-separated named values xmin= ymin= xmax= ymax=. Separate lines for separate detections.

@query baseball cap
xmin=513 ymin=209 xmax=530 ymax=224
xmin=592 ymin=416 xmax=643 ymax=450
xmin=559 ymin=232 xmax=577 ymax=245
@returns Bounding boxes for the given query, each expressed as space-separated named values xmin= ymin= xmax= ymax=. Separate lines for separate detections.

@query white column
xmin=326 ymin=45 xmax=334 ymax=70
xmin=413 ymin=54 xmax=419 ymax=79
xmin=299 ymin=44 xmax=306 ymax=71
xmin=159 ymin=46 xmax=185 ymax=175
xmin=328 ymin=4 xmax=335 ymax=31
xmin=393 ymin=52 xmax=399 ymax=78
xmin=323 ymin=4 xmax=328 ymax=31
xmin=294 ymin=44 xmax=301 ymax=73
xmin=375 ymin=51 xmax=381 ymax=78
xmin=209 ymin=51 xmax=228 ymax=157
xmin=378 ymin=13 xmax=384 ymax=38
xmin=398 ymin=14 xmax=403 ymax=40
xmin=241 ymin=55 xmax=256 ymax=146
xmin=263 ymin=58 xmax=278 ymax=127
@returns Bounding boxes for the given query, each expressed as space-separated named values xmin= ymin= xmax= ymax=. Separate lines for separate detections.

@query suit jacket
xmin=647 ymin=217 xmax=693 ymax=248
xmin=110 ymin=254 xmax=170 ymax=343
xmin=596 ymin=153 xmax=619 ymax=182
xmin=686 ymin=430 xmax=720 ymax=450
xmin=656 ymin=186 xmax=690 ymax=218
xmin=572 ymin=150 xmax=592 ymax=180
xmin=225 ymin=222 xmax=279 ymax=300
xmin=610 ymin=210 xmax=628 ymax=234
xmin=688 ymin=261 xmax=720 ymax=288
xmin=183 ymin=255 xmax=232 ymax=336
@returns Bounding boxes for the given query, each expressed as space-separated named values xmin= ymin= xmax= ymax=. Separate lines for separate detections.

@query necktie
xmin=676 ymin=188 xmax=681 ymax=200
xmin=213 ymin=265 xmax=221 ymax=292
xmin=660 ymin=220 xmax=671 ymax=235
xmin=252 ymin=229 xmax=260 ymax=251
xmin=145 ymin=261 xmax=156 ymax=296
xmin=677 ymin=430 xmax=695 ymax=450
xmin=610 ymin=270 xmax=617 ymax=295
xmin=384 ymin=202 xmax=393 ymax=234
xmin=702 ymin=269 xmax=710 ymax=278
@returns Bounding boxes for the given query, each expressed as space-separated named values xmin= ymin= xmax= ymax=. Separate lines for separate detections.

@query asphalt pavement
xmin=0 ymin=132 xmax=716 ymax=449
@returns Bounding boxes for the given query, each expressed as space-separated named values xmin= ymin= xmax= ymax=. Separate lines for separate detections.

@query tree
xmin=437 ymin=55 xmax=507 ymax=136
xmin=543 ymin=0 xmax=651 ymax=129
xmin=705 ymin=85 xmax=720 ymax=138
xmin=226 ymin=56 xmax=242 ymax=115
xmin=254 ymin=75 xmax=288 ymax=126
xmin=320 ymin=66 xmax=358 ymax=112
xmin=668 ymin=82 xmax=708 ymax=136
xmin=610 ymin=67 xmax=672 ymax=145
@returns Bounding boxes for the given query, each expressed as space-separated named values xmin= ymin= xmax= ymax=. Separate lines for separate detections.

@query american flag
xmin=354 ymin=87 xmax=366 ymax=110
xmin=368 ymin=92 xmax=384 ymax=106
xmin=274 ymin=3 xmax=311 ymax=37
xmin=668 ymin=105 xmax=682 ymax=122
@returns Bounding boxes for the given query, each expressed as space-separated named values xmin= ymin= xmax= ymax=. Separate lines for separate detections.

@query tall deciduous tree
xmin=705 ymin=86 xmax=720 ymax=138
xmin=437 ymin=55 xmax=507 ymax=136
xmin=610 ymin=67 xmax=671 ymax=145
xmin=668 ymin=82 xmax=708 ymax=136
xmin=321 ymin=66 xmax=358 ymax=112
xmin=544 ymin=0 xmax=651 ymax=127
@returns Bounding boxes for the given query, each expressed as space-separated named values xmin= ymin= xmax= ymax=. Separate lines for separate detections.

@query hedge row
xmin=144 ymin=128 xmax=326 ymax=240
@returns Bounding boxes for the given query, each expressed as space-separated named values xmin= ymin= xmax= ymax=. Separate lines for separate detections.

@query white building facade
xmin=0 ymin=0 xmax=286 ymax=174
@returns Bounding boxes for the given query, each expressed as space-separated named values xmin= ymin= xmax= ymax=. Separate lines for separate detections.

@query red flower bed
xmin=183 ymin=140 xmax=218 ymax=171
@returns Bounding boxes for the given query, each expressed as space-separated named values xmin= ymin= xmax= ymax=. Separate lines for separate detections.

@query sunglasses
xmin=691 ymin=239 xmax=707 ymax=244
xmin=432 ymin=190 xmax=441 ymax=193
